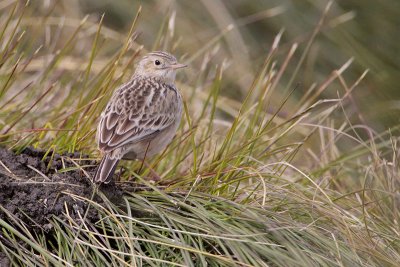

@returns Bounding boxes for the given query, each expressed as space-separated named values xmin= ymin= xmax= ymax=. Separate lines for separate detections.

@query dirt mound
xmin=0 ymin=146 xmax=124 ymax=231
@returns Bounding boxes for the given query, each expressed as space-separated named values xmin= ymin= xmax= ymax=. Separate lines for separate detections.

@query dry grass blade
xmin=0 ymin=1 xmax=398 ymax=266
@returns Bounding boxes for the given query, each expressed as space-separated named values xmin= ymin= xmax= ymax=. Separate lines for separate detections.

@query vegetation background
xmin=0 ymin=0 xmax=399 ymax=266
xmin=81 ymin=0 xmax=400 ymax=130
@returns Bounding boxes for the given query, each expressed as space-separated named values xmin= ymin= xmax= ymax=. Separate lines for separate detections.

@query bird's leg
xmin=143 ymin=161 xmax=161 ymax=182
xmin=138 ymin=140 xmax=151 ymax=174
xmin=137 ymin=141 xmax=161 ymax=182
xmin=117 ymin=165 xmax=126 ymax=181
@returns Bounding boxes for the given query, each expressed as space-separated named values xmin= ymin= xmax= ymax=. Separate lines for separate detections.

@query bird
xmin=93 ymin=51 xmax=187 ymax=183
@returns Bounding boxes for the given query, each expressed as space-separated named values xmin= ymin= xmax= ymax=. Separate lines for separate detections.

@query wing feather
xmin=97 ymin=78 xmax=180 ymax=153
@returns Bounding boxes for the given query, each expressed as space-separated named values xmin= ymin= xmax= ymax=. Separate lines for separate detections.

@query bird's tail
xmin=93 ymin=155 xmax=119 ymax=183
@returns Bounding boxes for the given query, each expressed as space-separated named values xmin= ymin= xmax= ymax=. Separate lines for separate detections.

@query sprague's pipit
xmin=93 ymin=51 xmax=187 ymax=183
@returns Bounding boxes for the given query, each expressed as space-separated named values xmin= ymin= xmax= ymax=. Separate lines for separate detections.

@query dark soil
xmin=0 ymin=146 xmax=127 ymax=230
xmin=0 ymin=147 xmax=152 ymax=266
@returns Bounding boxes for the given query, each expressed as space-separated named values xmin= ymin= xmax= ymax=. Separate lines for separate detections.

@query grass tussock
xmin=0 ymin=1 xmax=399 ymax=266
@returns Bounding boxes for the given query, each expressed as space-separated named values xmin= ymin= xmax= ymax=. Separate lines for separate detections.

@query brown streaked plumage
xmin=93 ymin=51 xmax=187 ymax=183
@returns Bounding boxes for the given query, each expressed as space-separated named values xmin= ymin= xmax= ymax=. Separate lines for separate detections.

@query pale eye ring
xmin=155 ymin=60 xmax=161 ymax=66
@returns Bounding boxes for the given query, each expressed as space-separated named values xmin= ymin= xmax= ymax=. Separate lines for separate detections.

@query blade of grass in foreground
xmin=0 ymin=1 xmax=399 ymax=266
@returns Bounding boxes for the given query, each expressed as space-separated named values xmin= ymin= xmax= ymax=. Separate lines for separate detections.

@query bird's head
xmin=134 ymin=51 xmax=187 ymax=84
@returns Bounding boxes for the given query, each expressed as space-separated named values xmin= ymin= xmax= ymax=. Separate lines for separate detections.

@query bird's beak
xmin=170 ymin=63 xmax=187 ymax=69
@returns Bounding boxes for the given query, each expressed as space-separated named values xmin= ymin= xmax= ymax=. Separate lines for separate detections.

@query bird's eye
xmin=155 ymin=60 xmax=161 ymax=66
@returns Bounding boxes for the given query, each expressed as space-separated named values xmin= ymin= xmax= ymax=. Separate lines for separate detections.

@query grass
xmin=0 ymin=1 xmax=399 ymax=266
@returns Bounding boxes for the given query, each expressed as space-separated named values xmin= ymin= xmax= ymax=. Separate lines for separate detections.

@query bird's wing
xmin=97 ymin=79 xmax=180 ymax=153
